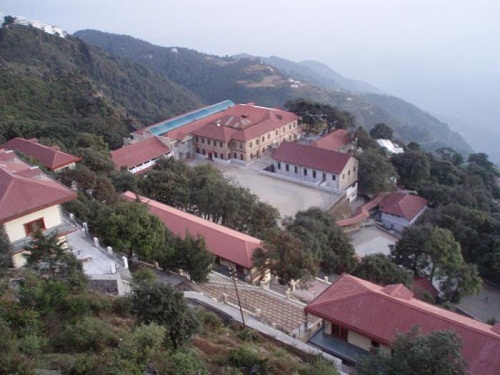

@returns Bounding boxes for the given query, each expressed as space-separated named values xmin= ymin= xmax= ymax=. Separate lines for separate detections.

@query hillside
xmin=74 ymin=29 xmax=472 ymax=154
xmin=0 ymin=25 xmax=202 ymax=149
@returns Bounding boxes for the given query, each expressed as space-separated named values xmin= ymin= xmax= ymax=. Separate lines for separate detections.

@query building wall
xmin=348 ymin=330 xmax=372 ymax=351
xmin=4 ymin=205 xmax=63 ymax=243
xmin=338 ymin=157 xmax=358 ymax=191
xmin=11 ymin=234 xmax=69 ymax=268
xmin=193 ymin=120 xmax=300 ymax=163
xmin=272 ymin=155 xmax=358 ymax=196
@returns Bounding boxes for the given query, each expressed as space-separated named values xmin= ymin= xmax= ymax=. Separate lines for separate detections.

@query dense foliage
xmin=357 ymin=326 xmax=467 ymax=375
xmin=0 ymin=25 xmax=202 ymax=150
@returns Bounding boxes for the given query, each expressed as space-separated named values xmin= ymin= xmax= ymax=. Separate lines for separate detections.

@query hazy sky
xmin=3 ymin=0 xmax=500 ymax=130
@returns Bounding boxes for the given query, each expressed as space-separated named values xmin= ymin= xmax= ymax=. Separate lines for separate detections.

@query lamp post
xmin=229 ymin=267 xmax=246 ymax=328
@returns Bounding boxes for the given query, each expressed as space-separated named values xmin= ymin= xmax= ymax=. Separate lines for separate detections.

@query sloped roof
xmin=305 ymin=274 xmax=500 ymax=375
xmin=379 ymin=192 xmax=427 ymax=221
xmin=272 ymin=141 xmax=353 ymax=174
xmin=312 ymin=129 xmax=351 ymax=151
xmin=191 ymin=122 xmax=238 ymax=142
xmin=110 ymin=137 xmax=170 ymax=170
xmin=0 ymin=149 xmax=76 ymax=224
xmin=122 ymin=192 xmax=262 ymax=269
xmin=1 ymin=137 xmax=81 ymax=170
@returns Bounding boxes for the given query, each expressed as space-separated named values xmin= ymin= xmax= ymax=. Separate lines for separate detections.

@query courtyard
xmin=188 ymin=157 xmax=341 ymax=218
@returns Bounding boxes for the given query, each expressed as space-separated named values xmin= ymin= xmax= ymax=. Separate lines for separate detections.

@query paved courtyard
xmin=188 ymin=158 xmax=340 ymax=218
xmin=348 ymin=225 xmax=399 ymax=257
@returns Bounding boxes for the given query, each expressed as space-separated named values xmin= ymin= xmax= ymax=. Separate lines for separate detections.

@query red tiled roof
xmin=411 ymin=276 xmax=439 ymax=300
xmin=379 ymin=192 xmax=427 ymax=221
xmin=312 ymin=129 xmax=351 ymax=151
xmin=305 ymin=274 xmax=500 ymax=375
xmin=122 ymin=192 xmax=262 ymax=269
xmin=110 ymin=137 xmax=170 ymax=170
xmin=191 ymin=122 xmax=238 ymax=142
xmin=1 ymin=137 xmax=81 ymax=170
xmin=272 ymin=141 xmax=353 ymax=174
xmin=0 ymin=149 xmax=76 ymax=224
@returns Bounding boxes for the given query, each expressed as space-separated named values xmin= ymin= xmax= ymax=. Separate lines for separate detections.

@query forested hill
xmin=74 ymin=29 xmax=472 ymax=155
xmin=0 ymin=25 xmax=202 ymax=149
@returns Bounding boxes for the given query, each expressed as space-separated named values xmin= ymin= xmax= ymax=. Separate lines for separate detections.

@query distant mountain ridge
xmin=73 ymin=29 xmax=472 ymax=155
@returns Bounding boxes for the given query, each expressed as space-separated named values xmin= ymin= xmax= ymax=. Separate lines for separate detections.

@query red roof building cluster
xmin=122 ymin=192 xmax=262 ymax=270
xmin=305 ymin=274 xmax=500 ymax=375
xmin=0 ymin=149 xmax=76 ymax=225
xmin=1 ymin=137 xmax=81 ymax=171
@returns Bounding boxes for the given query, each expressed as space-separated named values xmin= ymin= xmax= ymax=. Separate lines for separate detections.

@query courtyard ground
xmin=348 ymin=224 xmax=399 ymax=257
xmin=188 ymin=157 xmax=340 ymax=218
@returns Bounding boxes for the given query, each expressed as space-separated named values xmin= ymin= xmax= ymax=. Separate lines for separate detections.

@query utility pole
xmin=229 ymin=267 xmax=246 ymax=328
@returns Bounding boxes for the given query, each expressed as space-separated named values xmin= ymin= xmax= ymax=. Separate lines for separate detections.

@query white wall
xmin=4 ymin=205 xmax=63 ymax=243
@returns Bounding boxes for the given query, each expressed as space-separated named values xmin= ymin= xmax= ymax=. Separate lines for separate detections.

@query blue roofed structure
xmin=146 ymin=100 xmax=235 ymax=136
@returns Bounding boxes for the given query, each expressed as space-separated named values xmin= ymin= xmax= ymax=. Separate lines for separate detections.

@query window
xmin=202 ymin=149 xmax=206 ymax=155
xmin=304 ymin=168 xmax=308 ymax=176
xmin=294 ymin=166 xmax=298 ymax=173
xmin=220 ymin=154 xmax=224 ymax=160
xmin=332 ymin=175 xmax=336 ymax=181
xmin=240 ymin=154 xmax=243 ymax=160
xmin=342 ymin=174 xmax=345 ymax=179
xmin=24 ymin=218 xmax=45 ymax=237
xmin=354 ymin=166 xmax=356 ymax=172
xmin=250 ymin=153 xmax=253 ymax=159
xmin=239 ymin=142 xmax=243 ymax=149
xmin=207 ymin=139 xmax=211 ymax=145
xmin=196 ymin=148 xmax=200 ymax=153
xmin=331 ymin=323 xmax=348 ymax=340
xmin=348 ymin=170 xmax=351 ymax=176
xmin=214 ymin=152 xmax=218 ymax=158
xmin=289 ymin=124 xmax=291 ymax=129
xmin=201 ymin=138 xmax=205 ymax=144
xmin=234 ymin=153 xmax=237 ymax=159
xmin=275 ymin=130 xmax=278 ymax=135
xmin=256 ymin=139 xmax=259 ymax=145
xmin=267 ymin=134 xmax=270 ymax=139
xmin=277 ymin=162 xmax=281 ymax=170
xmin=286 ymin=164 xmax=289 ymax=172
xmin=262 ymin=136 xmax=265 ymax=142
xmin=313 ymin=170 xmax=316 ymax=178
xmin=195 ymin=137 xmax=199 ymax=142
xmin=220 ymin=141 xmax=223 ymax=147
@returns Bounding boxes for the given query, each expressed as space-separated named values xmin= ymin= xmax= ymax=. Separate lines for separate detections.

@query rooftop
xmin=312 ymin=129 xmax=351 ymax=151
xmin=1 ymin=137 xmax=81 ymax=170
xmin=0 ymin=149 xmax=76 ymax=224
xmin=272 ymin=141 xmax=353 ymax=174
xmin=379 ymin=192 xmax=427 ymax=221
xmin=305 ymin=274 xmax=500 ymax=375
xmin=110 ymin=136 xmax=170 ymax=170
xmin=122 ymin=192 xmax=262 ymax=269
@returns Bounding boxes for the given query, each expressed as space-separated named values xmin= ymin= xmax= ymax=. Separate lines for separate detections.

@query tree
xmin=286 ymin=208 xmax=357 ymax=273
xmin=440 ymin=263 xmax=482 ymax=303
xmin=96 ymin=200 xmax=166 ymax=260
xmin=160 ymin=233 xmax=214 ymax=283
xmin=357 ymin=148 xmax=397 ymax=194
xmin=23 ymin=231 xmax=86 ymax=288
xmin=253 ymin=229 xmax=317 ymax=285
xmin=370 ymin=122 xmax=394 ymax=140
xmin=129 ymin=281 xmax=200 ymax=349
xmin=0 ymin=227 xmax=12 ymax=274
xmin=356 ymin=326 xmax=467 ymax=375
xmin=390 ymin=150 xmax=430 ymax=188
xmin=391 ymin=225 xmax=463 ymax=283
xmin=353 ymin=254 xmax=411 ymax=286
